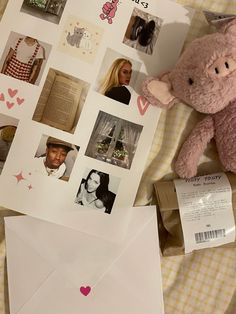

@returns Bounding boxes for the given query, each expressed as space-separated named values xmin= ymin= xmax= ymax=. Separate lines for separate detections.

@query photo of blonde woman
xmin=96 ymin=48 xmax=142 ymax=106
xmin=99 ymin=58 xmax=132 ymax=105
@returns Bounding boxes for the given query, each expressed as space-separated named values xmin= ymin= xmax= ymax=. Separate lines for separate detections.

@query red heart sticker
xmin=6 ymin=101 xmax=14 ymax=109
xmin=8 ymin=88 xmax=18 ymax=98
xmin=16 ymin=97 xmax=24 ymax=105
xmin=137 ymin=95 xmax=150 ymax=116
xmin=80 ymin=286 xmax=91 ymax=296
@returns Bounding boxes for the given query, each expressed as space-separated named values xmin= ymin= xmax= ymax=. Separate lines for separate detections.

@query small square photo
xmin=32 ymin=68 xmax=90 ymax=133
xmin=123 ymin=7 xmax=163 ymax=55
xmin=21 ymin=0 xmax=68 ymax=24
xmin=34 ymin=135 xmax=79 ymax=181
xmin=85 ymin=111 xmax=143 ymax=170
xmin=95 ymin=48 xmax=142 ymax=106
xmin=75 ymin=167 xmax=120 ymax=214
xmin=0 ymin=31 xmax=52 ymax=85
xmin=58 ymin=15 xmax=104 ymax=64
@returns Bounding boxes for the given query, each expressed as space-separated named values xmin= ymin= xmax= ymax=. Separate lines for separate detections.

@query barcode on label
xmin=195 ymin=229 xmax=226 ymax=243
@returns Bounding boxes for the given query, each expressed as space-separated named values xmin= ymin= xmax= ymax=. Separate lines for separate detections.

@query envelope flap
xmin=5 ymin=206 xmax=156 ymax=288
xmin=5 ymin=215 xmax=122 ymax=286
xmin=59 ymin=205 xmax=158 ymax=287
xmin=5 ymin=215 xmax=118 ymax=270
xmin=5 ymin=221 xmax=55 ymax=314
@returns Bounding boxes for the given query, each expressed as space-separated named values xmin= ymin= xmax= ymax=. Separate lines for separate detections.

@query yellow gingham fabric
xmin=135 ymin=1 xmax=236 ymax=313
xmin=1 ymin=0 xmax=236 ymax=313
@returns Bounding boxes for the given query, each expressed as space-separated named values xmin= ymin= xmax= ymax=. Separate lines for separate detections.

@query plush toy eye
xmin=188 ymin=78 xmax=194 ymax=85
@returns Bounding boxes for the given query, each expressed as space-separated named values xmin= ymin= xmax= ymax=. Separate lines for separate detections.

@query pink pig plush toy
xmin=143 ymin=18 xmax=236 ymax=179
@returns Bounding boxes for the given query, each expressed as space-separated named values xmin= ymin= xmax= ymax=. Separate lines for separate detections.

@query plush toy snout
xmin=207 ymin=56 xmax=236 ymax=77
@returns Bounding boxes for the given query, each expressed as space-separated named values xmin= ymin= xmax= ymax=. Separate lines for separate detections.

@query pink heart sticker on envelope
xmin=137 ymin=96 xmax=150 ymax=116
xmin=8 ymin=88 xmax=18 ymax=98
xmin=80 ymin=286 xmax=91 ymax=296
xmin=6 ymin=101 xmax=14 ymax=109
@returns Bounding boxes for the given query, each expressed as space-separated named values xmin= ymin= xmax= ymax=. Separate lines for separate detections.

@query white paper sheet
xmin=0 ymin=0 xmax=194 ymax=239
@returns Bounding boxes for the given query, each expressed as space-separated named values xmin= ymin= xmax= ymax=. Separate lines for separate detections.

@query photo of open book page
xmin=0 ymin=0 xmax=194 ymax=240
xmin=32 ymin=68 xmax=89 ymax=133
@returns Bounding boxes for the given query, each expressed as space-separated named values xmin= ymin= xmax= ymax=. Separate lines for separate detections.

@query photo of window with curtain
xmin=85 ymin=111 xmax=143 ymax=169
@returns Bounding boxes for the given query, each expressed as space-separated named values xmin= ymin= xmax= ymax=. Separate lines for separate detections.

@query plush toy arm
xmin=175 ymin=115 xmax=215 ymax=178
xmin=142 ymin=75 xmax=177 ymax=109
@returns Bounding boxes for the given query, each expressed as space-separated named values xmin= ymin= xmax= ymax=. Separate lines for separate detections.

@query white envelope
xmin=5 ymin=206 xmax=164 ymax=314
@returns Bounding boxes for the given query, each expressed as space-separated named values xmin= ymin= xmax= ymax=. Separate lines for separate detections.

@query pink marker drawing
xmin=0 ymin=88 xmax=25 ymax=109
xmin=137 ymin=95 xmax=150 ymax=116
xmin=100 ymin=0 xmax=119 ymax=24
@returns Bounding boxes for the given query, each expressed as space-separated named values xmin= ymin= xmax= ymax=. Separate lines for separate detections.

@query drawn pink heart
xmin=8 ymin=88 xmax=18 ymax=98
xmin=137 ymin=95 xmax=150 ymax=116
xmin=0 ymin=93 xmax=5 ymax=101
xmin=80 ymin=286 xmax=91 ymax=296
xmin=16 ymin=97 xmax=24 ymax=105
xmin=6 ymin=101 xmax=14 ymax=109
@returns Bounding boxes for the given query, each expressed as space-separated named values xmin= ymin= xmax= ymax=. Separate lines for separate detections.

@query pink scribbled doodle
xmin=6 ymin=101 xmax=14 ymax=109
xmin=14 ymin=171 xmax=26 ymax=183
xmin=13 ymin=171 xmax=33 ymax=191
xmin=8 ymin=88 xmax=18 ymax=98
xmin=100 ymin=0 xmax=119 ymax=24
xmin=16 ymin=97 xmax=24 ymax=105
xmin=0 ymin=93 xmax=5 ymax=101
xmin=0 ymin=88 xmax=25 ymax=109
xmin=137 ymin=95 xmax=150 ymax=116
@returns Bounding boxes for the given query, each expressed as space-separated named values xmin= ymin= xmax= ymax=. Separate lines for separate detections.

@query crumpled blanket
xmin=135 ymin=0 xmax=236 ymax=313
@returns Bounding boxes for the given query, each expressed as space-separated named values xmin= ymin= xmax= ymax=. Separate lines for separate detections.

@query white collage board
xmin=0 ymin=0 xmax=194 ymax=240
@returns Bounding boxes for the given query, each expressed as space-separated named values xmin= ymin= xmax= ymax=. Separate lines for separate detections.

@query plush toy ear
xmin=219 ymin=17 xmax=236 ymax=36
xmin=142 ymin=72 xmax=178 ymax=109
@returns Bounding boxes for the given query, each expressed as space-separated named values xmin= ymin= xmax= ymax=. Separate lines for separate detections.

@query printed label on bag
xmin=174 ymin=173 xmax=235 ymax=254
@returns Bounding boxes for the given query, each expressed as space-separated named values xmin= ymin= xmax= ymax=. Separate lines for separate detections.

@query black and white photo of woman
xmin=75 ymin=168 xmax=119 ymax=214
